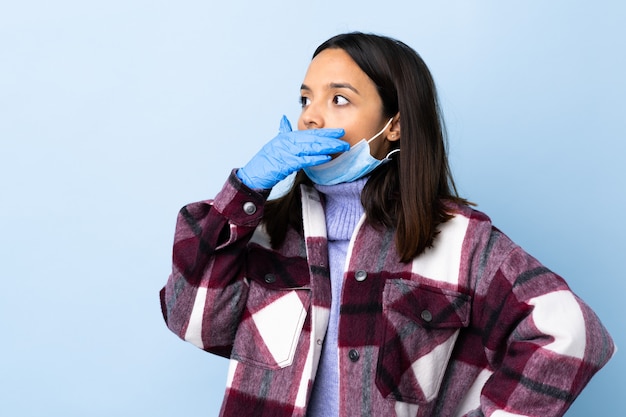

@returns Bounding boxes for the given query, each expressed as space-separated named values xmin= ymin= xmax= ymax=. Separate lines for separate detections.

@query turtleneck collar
xmin=314 ymin=177 xmax=368 ymax=241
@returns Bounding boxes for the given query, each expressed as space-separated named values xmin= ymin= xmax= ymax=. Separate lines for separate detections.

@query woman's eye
xmin=300 ymin=96 xmax=311 ymax=108
xmin=333 ymin=95 xmax=349 ymax=106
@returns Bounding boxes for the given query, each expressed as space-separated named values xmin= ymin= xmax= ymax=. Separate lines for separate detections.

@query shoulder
xmin=443 ymin=201 xmax=515 ymax=245
xmin=440 ymin=201 xmax=500 ymax=249
xmin=440 ymin=201 xmax=523 ymax=275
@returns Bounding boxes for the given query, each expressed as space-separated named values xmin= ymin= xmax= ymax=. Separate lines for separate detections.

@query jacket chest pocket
xmin=231 ymin=247 xmax=311 ymax=370
xmin=376 ymin=279 xmax=471 ymax=405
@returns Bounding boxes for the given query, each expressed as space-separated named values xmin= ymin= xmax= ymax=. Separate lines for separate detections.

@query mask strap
xmin=367 ymin=118 xmax=394 ymax=144
xmin=383 ymin=148 xmax=400 ymax=161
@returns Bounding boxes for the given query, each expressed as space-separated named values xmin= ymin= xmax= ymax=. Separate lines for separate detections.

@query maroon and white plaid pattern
xmin=161 ymin=171 xmax=615 ymax=417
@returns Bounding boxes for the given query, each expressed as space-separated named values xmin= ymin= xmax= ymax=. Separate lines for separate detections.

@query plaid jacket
xmin=160 ymin=171 xmax=614 ymax=417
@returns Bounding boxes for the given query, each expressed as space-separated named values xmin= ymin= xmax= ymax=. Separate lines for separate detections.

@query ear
xmin=387 ymin=113 xmax=401 ymax=142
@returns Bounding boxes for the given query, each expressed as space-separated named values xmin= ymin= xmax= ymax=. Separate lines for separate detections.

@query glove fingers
xmin=238 ymin=123 xmax=346 ymax=189
xmin=297 ymin=155 xmax=332 ymax=168
xmin=297 ymin=128 xmax=345 ymax=138
xmin=296 ymin=141 xmax=348 ymax=156
xmin=283 ymin=135 xmax=349 ymax=156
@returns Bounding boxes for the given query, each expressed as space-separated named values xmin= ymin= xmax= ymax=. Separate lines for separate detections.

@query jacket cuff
xmin=212 ymin=169 xmax=271 ymax=227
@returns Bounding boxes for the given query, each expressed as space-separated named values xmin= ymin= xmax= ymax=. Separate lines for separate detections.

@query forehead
xmin=302 ymin=48 xmax=375 ymax=89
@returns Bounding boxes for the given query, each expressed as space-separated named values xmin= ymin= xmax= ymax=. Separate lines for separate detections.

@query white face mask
xmin=303 ymin=118 xmax=398 ymax=186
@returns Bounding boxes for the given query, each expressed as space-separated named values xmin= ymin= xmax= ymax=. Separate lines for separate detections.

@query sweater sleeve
xmin=467 ymin=230 xmax=615 ymax=417
xmin=159 ymin=170 xmax=270 ymax=358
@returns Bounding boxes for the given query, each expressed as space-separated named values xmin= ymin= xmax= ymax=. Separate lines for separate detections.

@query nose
xmin=300 ymin=102 xmax=324 ymax=129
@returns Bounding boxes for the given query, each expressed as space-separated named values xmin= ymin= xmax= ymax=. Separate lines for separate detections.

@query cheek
xmin=341 ymin=124 xmax=373 ymax=147
xmin=341 ymin=132 xmax=361 ymax=147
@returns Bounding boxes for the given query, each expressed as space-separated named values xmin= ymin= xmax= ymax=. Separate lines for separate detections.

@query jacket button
xmin=348 ymin=349 xmax=360 ymax=362
xmin=421 ymin=309 xmax=433 ymax=322
xmin=243 ymin=202 xmax=257 ymax=215
xmin=264 ymin=273 xmax=276 ymax=284
xmin=355 ymin=270 xmax=367 ymax=282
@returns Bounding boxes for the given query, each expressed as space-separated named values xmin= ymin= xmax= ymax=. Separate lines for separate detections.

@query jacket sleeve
xmin=467 ymin=230 xmax=615 ymax=417
xmin=159 ymin=170 xmax=270 ymax=358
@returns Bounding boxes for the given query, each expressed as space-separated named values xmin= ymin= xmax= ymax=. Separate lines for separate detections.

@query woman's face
xmin=298 ymin=48 xmax=396 ymax=159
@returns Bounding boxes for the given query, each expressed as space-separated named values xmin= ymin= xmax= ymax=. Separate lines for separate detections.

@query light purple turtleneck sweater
xmin=306 ymin=177 xmax=368 ymax=417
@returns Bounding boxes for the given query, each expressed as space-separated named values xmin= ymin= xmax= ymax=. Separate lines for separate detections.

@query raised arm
xmin=160 ymin=171 xmax=268 ymax=357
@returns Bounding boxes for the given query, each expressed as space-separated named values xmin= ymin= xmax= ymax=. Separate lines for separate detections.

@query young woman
xmin=160 ymin=32 xmax=614 ymax=417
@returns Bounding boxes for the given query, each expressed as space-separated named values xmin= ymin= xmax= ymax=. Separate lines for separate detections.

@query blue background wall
xmin=1 ymin=1 xmax=623 ymax=415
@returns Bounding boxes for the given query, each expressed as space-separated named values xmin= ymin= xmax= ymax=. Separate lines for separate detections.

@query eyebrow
xmin=300 ymin=82 xmax=360 ymax=95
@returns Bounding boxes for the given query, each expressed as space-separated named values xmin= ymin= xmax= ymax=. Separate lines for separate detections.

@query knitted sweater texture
xmin=307 ymin=178 xmax=367 ymax=416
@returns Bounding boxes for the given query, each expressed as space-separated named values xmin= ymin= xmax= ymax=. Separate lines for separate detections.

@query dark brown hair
xmin=264 ymin=32 xmax=468 ymax=262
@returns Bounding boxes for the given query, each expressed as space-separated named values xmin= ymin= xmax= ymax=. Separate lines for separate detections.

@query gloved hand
xmin=236 ymin=116 xmax=348 ymax=189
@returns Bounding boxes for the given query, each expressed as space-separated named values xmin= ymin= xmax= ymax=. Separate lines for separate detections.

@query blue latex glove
xmin=237 ymin=116 xmax=348 ymax=189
